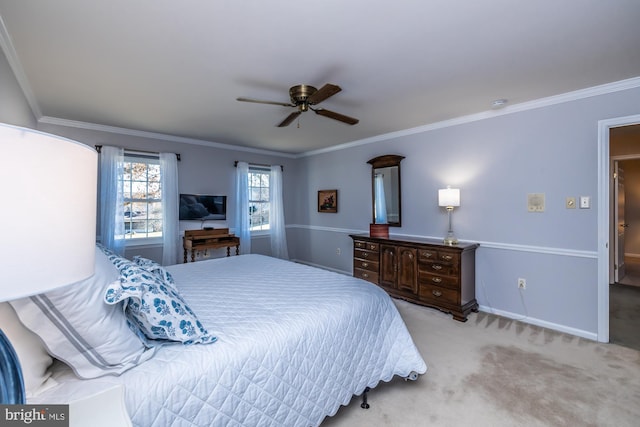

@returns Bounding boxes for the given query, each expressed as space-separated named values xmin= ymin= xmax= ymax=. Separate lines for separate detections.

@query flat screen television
xmin=179 ymin=194 xmax=227 ymax=221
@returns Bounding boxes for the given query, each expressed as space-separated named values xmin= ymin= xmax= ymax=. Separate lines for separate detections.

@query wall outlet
xmin=336 ymin=247 xmax=341 ymax=255
xmin=518 ymin=278 xmax=526 ymax=289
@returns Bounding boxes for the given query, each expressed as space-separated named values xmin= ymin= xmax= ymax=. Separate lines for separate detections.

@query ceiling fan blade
xmin=307 ymin=84 xmax=342 ymax=105
xmin=237 ymin=97 xmax=294 ymax=107
xmin=277 ymin=111 xmax=302 ymax=127
xmin=313 ymin=108 xmax=359 ymax=125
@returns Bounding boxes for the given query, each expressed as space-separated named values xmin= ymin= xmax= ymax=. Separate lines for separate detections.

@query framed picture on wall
xmin=318 ymin=189 xmax=338 ymax=213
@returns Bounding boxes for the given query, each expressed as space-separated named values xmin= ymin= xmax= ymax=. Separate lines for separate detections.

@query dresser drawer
xmin=418 ymin=249 xmax=459 ymax=265
xmin=418 ymin=272 xmax=459 ymax=289
xmin=419 ymin=283 xmax=459 ymax=305
xmin=354 ymin=249 xmax=378 ymax=261
xmin=419 ymin=261 xmax=458 ymax=277
xmin=354 ymin=268 xmax=379 ymax=284
xmin=354 ymin=240 xmax=380 ymax=252
xmin=354 ymin=258 xmax=379 ymax=272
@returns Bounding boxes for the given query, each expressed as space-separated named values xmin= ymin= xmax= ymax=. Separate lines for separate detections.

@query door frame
xmin=612 ymin=160 xmax=626 ymax=283
xmin=597 ymin=113 xmax=640 ymax=342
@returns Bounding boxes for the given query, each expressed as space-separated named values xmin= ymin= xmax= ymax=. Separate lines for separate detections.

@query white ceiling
xmin=1 ymin=0 xmax=639 ymax=155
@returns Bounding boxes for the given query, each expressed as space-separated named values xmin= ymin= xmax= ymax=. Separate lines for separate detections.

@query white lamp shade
xmin=0 ymin=123 xmax=97 ymax=301
xmin=438 ymin=187 xmax=460 ymax=208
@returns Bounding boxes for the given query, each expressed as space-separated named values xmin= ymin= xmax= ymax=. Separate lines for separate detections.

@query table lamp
xmin=0 ymin=123 xmax=97 ymax=403
xmin=438 ymin=186 xmax=460 ymax=245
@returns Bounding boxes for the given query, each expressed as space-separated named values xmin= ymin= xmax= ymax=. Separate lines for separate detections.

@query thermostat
xmin=527 ymin=193 xmax=545 ymax=212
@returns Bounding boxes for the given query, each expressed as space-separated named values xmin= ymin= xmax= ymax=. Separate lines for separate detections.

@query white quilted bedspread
xmin=33 ymin=254 xmax=427 ymax=426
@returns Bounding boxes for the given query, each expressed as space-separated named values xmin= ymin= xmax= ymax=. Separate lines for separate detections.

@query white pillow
xmin=0 ymin=302 xmax=57 ymax=398
xmin=9 ymin=246 xmax=156 ymax=379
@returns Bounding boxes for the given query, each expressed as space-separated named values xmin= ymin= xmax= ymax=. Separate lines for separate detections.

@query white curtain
xmin=270 ymin=165 xmax=289 ymax=260
xmin=99 ymin=146 xmax=125 ymax=256
xmin=160 ymin=153 xmax=179 ymax=265
xmin=235 ymin=161 xmax=251 ymax=254
xmin=374 ymin=172 xmax=388 ymax=224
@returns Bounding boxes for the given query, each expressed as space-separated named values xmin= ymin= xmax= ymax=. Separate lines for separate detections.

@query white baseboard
xmin=478 ymin=304 xmax=597 ymax=341
xmin=291 ymin=256 xmax=599 ymax=341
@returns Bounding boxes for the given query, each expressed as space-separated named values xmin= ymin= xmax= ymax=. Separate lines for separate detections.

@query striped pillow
xmin=9 ymin=247 xmax=155 ymax=379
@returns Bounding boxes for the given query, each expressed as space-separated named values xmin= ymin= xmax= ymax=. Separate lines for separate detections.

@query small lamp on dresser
xmin=0 ymin=123 xmax=97 ymax=403
xmin=438 ymin=185 xmax=460 ymax=245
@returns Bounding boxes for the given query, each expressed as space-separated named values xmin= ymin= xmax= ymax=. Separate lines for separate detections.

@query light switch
xmin=580 ymin=196 xmax=591 ymax=209
xmin=566 ymin=197 xmax=576 ymax=209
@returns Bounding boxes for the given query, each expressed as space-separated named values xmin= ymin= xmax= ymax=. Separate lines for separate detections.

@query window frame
xmin=121 ymin=152 xmax=163 ymax=246
xmin=248 ymin=165 xmax=271 ymax=233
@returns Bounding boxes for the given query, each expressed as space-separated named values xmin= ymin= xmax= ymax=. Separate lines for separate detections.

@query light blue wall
xmin=292 ymin=86 xmax=640 ymax=338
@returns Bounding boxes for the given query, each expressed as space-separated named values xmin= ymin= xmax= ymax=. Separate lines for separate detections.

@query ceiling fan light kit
xmin=237 ymin=83 xmax=359 ymax=127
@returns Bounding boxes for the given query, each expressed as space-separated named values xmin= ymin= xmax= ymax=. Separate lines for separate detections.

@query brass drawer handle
xmin=432 ymin=277 xmax=442 ymax=283
xmin=432 ymin=290 xmax=442 ymax=297
xmin=432 ymin=264 xmax=443 ymax=270
xmin=362 ymin=262 xmax=369 ymax=268
xmin=362 ymin=273 xmax=369 ymax=278
xmin=356 ymin=242 xmax=364 ymax=248
xmin=363 ymin=252 xmax=369 ymax=258
xmin=369 ymin=244 xmax=377 ymax=250
xmin=441 ymin=255 xmax=453 ymax=261
xmin=422 ymin=251 xmax=433 ymax=258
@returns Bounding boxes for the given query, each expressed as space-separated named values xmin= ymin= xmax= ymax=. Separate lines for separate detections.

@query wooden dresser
xmin=350 ymin=234 xmax=478 ymax=322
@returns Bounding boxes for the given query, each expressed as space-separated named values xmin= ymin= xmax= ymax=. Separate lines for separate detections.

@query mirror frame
xmin=367 ymin=154 xmax=405 ymax=227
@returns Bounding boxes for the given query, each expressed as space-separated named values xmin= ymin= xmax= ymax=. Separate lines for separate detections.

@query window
xmin=121 ymin=153 xmax=163 ymax=240
xmin=248 ymin=167 xmax=270 ymax=231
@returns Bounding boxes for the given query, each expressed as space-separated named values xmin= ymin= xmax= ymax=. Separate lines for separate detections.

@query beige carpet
xmin=321 ymin=300 xmax=640 ymax=427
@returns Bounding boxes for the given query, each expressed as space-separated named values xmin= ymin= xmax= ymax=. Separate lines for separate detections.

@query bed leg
xmin=360 ymin=387 xmax=371 ymax=409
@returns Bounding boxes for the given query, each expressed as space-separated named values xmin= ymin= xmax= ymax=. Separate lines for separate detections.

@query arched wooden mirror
xmin=368 ymin=155 xmax=404 ymax=227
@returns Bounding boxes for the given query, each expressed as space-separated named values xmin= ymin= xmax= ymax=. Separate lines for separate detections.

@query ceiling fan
xmin=236 ymin=83 xmax=359 ymax=127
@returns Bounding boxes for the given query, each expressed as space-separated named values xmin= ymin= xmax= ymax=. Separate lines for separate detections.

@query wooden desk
xmin=183 ymin=228 xmax=240 ymax=263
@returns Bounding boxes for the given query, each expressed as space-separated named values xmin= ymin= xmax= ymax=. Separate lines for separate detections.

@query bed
xmin=7 ymin=249 xmax=426 ymax=426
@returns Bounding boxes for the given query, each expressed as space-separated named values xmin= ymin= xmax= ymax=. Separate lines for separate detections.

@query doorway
xmin=598 ymin=116 xmax=640 ymax=344
xmin=610 ymin=152 xmax=640 ymax=350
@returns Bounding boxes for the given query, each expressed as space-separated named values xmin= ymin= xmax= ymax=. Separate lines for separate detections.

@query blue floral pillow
xmin=103 ymin=254 xmax=216 ymax=345
xmin=132 ymin=256 xmax=176 ymax=289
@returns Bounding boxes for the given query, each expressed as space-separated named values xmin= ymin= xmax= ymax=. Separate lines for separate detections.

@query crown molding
xmin=300 ymin=76 xmax=640 ymax=158
xmin=0 ymin=14 xmax=41 ymax=118
xmin=38 ymin=116 xmax=298 ymax=158
xmin=28 ymin=75 xmax=640 ymax=161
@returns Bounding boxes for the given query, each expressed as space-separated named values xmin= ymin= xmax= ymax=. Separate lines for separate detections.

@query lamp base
xmin=443 ymin=232 xmax=458 ymax=246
